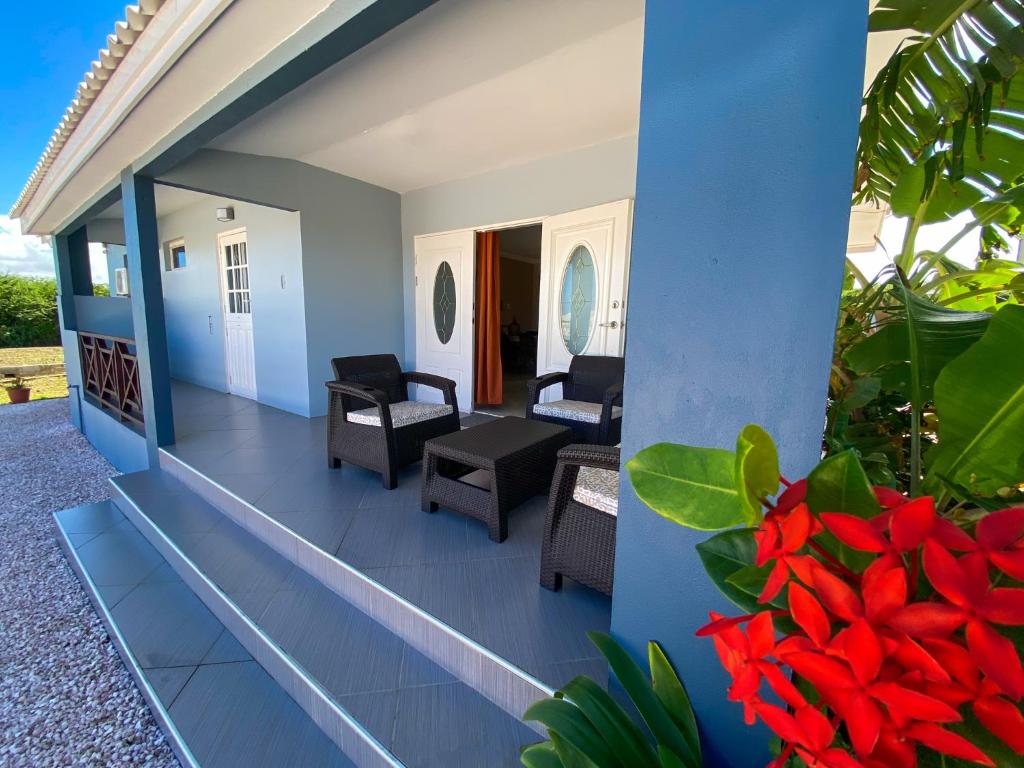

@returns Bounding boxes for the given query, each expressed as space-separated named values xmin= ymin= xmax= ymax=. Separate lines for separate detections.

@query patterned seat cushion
xmin=347 ymin=401 xmax=453 ymax=428
xmin=532 ymin=399 xmax=623 ymax=425
xmin=573 ymin=466 xmax=619 ymax=516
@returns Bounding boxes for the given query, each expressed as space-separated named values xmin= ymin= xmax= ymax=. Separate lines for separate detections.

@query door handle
xmin=599 ymin=321 xmax=619 ymax=329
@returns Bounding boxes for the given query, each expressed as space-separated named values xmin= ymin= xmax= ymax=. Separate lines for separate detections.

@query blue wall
xmin=158 ymin=150 xmax=404 ymax=417
xmin=79 ymin=399 xmax=149 ymax=473
xmin=612 ymin=3 xmax=866 ymax=766
xmin=74 ymin=295 xmax=134 ymax=339
xmin=155 ymin=197 xmax=309 ymax=415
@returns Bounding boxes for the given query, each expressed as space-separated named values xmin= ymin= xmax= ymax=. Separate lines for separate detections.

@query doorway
xmin=217 ymin=228 xmax=257 ymax=399
xmin=476 ymin=224 xmax=543 ymax=417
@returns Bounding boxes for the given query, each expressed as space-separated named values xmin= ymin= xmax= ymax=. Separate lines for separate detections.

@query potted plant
xmin=4 ymin=375 xmax=31 ymax=404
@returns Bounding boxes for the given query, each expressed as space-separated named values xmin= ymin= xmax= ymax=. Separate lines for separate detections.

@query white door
xmin=218 ymin=229 xmax=257 ymax=400
xmin=414 ymin=230 xmax=475 ymax=408
xmin=537 ymin=200 xmax=633 ymax=396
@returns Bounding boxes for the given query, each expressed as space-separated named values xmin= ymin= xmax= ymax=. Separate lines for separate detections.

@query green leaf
xmin=926 ymin=304 xmax=1024 ymax=496
xmin=806 ymin=450 xmax=880 ymax=519
xmin=735 ymin=425 xmax=779 ymax=526
xmin=560 ymin=676 xmax=659 ymax=766
xmin=521 ymin=741 xmax=572 ymax=768
xmin=648 ymin=643 xmax=700 ymax=766
xmin=658 ymin=746 xmax=689 ymax=768
xmin=725 ymin=565 xmax=786 ymax=608
xmin=522 ymin=699 xmax=620 ymax=767
xmin=695 ymin=529 xmax=763 ymax=613
xmin=838 ymin=376 xmax=882 ymax=412
xmin=549 ymin=732 xmax=599 ymax=768
xmin=627 ymin=444 xmax=746 ymax=531
xmin=858 ymin=0 xmax=1024 ymax=208
xmin=587 ymin=633 xmax=697 ymax=767
xmin=845 ymin=286 xmax=991 ymax=409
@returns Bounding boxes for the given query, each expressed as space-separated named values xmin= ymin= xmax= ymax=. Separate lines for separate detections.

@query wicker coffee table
xmin=421 ymin=417 xmax=573 ymax=542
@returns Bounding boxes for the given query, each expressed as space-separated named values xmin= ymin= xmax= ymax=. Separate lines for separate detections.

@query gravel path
xmin=0 ymin=399 xmax=177 ymax=767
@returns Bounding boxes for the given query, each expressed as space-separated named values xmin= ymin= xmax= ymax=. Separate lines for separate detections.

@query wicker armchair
xmin=526 ymin=355 xmax=623 ymax=445
xmin=326 ymin=354 xmax=460 ymax=489
xmin=540 ymin=444 xmax=619 ymax=596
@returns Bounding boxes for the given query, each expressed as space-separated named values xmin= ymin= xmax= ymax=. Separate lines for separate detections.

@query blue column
xmin=51 ymin=233 xmax=79 ymax=331
xmin=67 ymin=226 xmax=94 ymax=295
xmin=612 ymin=3 xmax=867 ymax=767
xmin=121 ymin=170 xmax=175 ymax=464
xmin=53 ymin=232 xmax=84 ymax=430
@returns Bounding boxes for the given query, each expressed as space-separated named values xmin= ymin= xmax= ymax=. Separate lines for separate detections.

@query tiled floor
xmin=164 ymin=381 xmax=611 ymax=688
xmin=105 ymin=475 xmax=541 ymax=766
xmin=56 ymin=501 xmax=356 ymax=768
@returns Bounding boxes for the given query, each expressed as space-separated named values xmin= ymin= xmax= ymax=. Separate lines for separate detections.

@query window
xmin=163 ymin=238 xmax=187 ymax=271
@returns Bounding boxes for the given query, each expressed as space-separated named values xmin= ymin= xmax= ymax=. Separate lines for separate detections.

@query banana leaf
xmin=858 ymin=0 xmax=1024 ymax=206
xmin=844 ymin=279 xmax=991 ymax=408
xmin=925 ymin=304 xmax=1024 ymax=497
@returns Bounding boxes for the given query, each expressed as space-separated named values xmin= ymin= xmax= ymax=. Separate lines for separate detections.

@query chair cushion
xmin=347 ymin=401 xmax=453 ymax=428
xmin=573 ymin=466 xmax=619 ymax=516
xmin=532 ymin=399 xmax=622 ymax=425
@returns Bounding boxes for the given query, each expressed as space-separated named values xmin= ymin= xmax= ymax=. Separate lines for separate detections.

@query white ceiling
xmin=210 ymin=0 xmax=645 ymax=194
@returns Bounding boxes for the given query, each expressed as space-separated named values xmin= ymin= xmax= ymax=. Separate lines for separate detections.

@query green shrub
xmin=0 ymin=274 xmax=60 ymax=347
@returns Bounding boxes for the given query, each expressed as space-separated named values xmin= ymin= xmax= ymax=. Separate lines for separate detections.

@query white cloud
xmin=0 ymin=215 xmax=55 ymax=277
xmin=0 ymin=215 xmax=109 ymax=286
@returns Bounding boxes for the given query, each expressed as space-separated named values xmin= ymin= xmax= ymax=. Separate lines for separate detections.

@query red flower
xmin=755 ymin=502 xmax=822 ymax=602
xmin=702 ymin=611 xmax=806 ymax=721
xmin=696 ymin=473 xmax=1019 ymax=767
xmin=932 ymin=506 xmax=1024 ymax=581
xmin=889 ymin=540 xmax=1024 ymax=699
xmin=821 ymin=497 xmax=936 ymax=556
xmin=921 ymin=638 xmax=1024 ymax=755
xmin=755 ymin=700 xmax=865 ymax=768
xmin=782 ymin=619 xmax=961 ymax=757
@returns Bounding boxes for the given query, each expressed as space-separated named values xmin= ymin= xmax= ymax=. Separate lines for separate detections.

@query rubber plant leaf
xmin=627 ymin=443 xmax=745 ymax=530
xmin=735 ymin=424 xmax=779 ymax=526
xmin=926 ymin=304 xmax=1024 ymax=497
xmin=695 ymin=529 xmax=763 ymax=614
xmin=587 ymin=632 xmax=697 ymax=767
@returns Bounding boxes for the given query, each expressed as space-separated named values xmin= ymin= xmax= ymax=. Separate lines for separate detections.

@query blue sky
xmin=1 ymin=1 xmax=127 ymax=212
xmin=0 ymin=1 xmax=125 ymax=279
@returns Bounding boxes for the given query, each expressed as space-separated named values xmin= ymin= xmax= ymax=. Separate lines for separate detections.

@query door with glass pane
xmin=537 ymin=200 xmax=632 ymax=397
xmin=414 ymin=230 xmax=475 ymax=406
xmin=218 ymin=229 xmax=257 ymax=399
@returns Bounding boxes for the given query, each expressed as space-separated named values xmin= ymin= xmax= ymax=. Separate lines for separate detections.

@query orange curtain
xmin=475 ymin=231 xmax=503 ymax=405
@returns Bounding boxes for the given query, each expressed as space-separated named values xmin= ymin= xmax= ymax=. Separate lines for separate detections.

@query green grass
xmin=0 ymin=346 xmax=67 ymax=405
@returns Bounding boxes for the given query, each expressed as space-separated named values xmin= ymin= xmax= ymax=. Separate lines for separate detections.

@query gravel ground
xmin=0 ymin=399 xmax=177 ymax=767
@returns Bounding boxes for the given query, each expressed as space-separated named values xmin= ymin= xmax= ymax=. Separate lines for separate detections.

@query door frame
xmin=414 ymin=202 xmax=633 ymax=409
xmin=215 ymin=226 xmax=257 ymax=399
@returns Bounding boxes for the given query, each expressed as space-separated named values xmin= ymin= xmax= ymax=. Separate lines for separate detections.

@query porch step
xmin=54 ymin=501 xmax=357 ymax=768
xmin=108 ymin=469 xmax=542 ymax=767
xmin=157 ymin=447 xmax=563 ymax=724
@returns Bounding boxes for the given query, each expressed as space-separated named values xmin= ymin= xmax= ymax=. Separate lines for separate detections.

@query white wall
xmin=400 ymin=135 xmax=638 ymax=367
xmin=157 ymin=198 xmax=309 ymax=416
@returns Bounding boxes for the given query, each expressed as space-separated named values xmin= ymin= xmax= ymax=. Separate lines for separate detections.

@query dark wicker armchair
xmin=540 ymin=444 xmax=619 ymax=596
xmin=526 ymin=355 xmax=623 ymax=445
xmin=326 ymin=354 xmax=460 ymax=489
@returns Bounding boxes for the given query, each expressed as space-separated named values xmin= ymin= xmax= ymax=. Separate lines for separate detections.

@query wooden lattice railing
xmin=78 ymin=332 xmax=144 ymax=428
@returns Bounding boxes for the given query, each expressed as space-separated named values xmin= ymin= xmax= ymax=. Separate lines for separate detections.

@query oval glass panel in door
xmin=559 ymin=244 xmax=597 ymax=354
xmin=433 ymin=261 xmax=457 ymax=344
